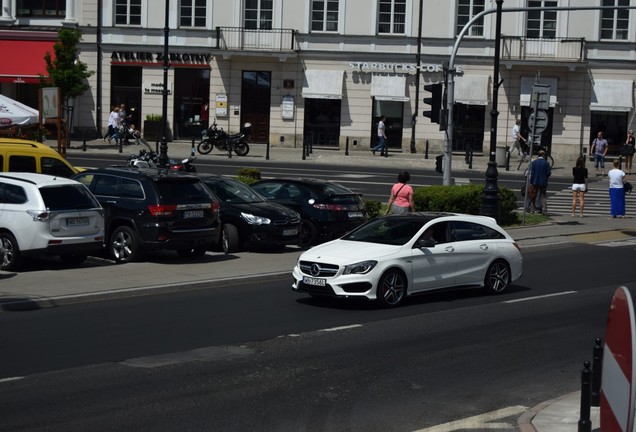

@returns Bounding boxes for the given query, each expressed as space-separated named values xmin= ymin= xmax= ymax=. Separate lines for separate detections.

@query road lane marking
xmin=413 ymin=405 xmax=527 ymax=431
xmin=503 ymin=291 xmax=577 ymax=304
xmin=0 ymin=377 xmax=24 ymax=383
xmin=319 ymin=324 xmax=363 ymax=332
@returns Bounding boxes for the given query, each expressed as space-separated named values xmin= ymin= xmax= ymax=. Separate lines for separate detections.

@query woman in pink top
xmin=387 ymin=171 xmax=414 ymax=214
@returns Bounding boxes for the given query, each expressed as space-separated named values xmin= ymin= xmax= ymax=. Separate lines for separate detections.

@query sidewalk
xmin=7 ymin=138 xmax=631 ymax=432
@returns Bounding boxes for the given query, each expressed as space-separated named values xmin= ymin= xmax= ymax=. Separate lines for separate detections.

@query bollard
xmin=505 ymin=149 xmax=511 ymax=171
xmin=468 ymin=149 xmax=473 ymax=169
xmin=345 ymin=137 xmax=349 ymax=156
xmin=302 ymin=138 xmax=306 ymax=161
xmin=425 ymin=140 xmax=429 ymax=159
xmin=591 ymin=337 xmax=603 ymax=406
xmin=578 ymin=361 xmax=592 ymax=432
xmin=156 ymin=138 xmax=159 ymax=153
xmin=119 ymin=138 xmax=123 ymax=154
xmin=227 ymin=140 xmax=232 ymax=158
xmin=266 ymin=140 xmax=270 ymax=160
xmin=82 ymin=137 xmax=87 ymax=152
xmin=191 ymin=137 xmax=196 ymax=157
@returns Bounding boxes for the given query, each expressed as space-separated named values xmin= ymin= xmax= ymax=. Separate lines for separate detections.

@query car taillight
xmin=148 ymin=204 xmax=177 ymax=217
xmin=211 ymin=201 xmax=220 ymax=213
xmin=26 ymin=210 xmax=50 ymax=221
xmin=312 ymin=203 xmax=348 ymax=211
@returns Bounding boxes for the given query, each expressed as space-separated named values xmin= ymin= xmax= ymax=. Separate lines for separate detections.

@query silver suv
xmin=0 ymin=173 xmax=105 ymax=271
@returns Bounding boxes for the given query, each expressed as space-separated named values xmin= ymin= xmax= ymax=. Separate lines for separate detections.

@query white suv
xmin=0 ymin=173 xmax=105 ymax=271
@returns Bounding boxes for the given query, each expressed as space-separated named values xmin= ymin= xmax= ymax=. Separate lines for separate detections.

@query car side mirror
xmin=416 ymin=238 xmax=436 ymax=248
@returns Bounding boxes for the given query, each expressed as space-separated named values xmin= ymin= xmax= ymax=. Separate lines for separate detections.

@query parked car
xmin=198 ymin=174 xmax=302 ymax=253
xmin=0 ymin=138 xmax=80 ymax=178
xmin=250 ymin=177 xmax=367 ymax=246
xmin=292 ymin=213 xmax=523 ymax=307
xmin=73 ymin=167 xmax=221 ymax=263
xmin=0 ymin=172 xmax=104 ymax=271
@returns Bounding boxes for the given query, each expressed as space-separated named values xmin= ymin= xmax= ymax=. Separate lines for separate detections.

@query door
xmin=449 ymin=221 xmax=496 ymax=286
xmin=371 ymin=100 xmax=404 ymax=150
xmin=410 ymin=222 xmax=457 ymax=292
xmin=241 ymin=71 xmax=271 ymax=144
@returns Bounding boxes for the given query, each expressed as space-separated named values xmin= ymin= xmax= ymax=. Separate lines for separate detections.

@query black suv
xmin=74 ymin=167 xmax=221 ymax=263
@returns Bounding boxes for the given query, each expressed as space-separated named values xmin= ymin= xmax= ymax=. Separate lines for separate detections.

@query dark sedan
xmin=199 ymin=174 xmax=302 ymax=253
xmin=251 ymin=178 xmax=368 ymax=246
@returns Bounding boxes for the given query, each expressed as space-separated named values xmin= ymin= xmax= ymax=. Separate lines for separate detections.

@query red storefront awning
xmin=0 ymin=39 xmax=56 ymax=84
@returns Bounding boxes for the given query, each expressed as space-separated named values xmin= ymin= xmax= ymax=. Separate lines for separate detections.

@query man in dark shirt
xmin=530 ymin=150 xmax=551 ymax=214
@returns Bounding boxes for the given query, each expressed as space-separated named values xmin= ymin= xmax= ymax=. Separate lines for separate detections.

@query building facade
xmin=0 ymin=0 xmax=634 ymax=166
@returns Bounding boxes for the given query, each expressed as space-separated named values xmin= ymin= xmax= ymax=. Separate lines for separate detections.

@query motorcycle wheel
xmin=197 ymin=140 xmax=213 ymax=155
xmin=233 ymin=142 xmax=250 ymax=156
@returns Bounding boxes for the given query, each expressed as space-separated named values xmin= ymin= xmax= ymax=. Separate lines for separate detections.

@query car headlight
xmin=241 ymin=212 xmax=271 ymax=225
xmin=343 ymin=260 xmax=377 ymax=275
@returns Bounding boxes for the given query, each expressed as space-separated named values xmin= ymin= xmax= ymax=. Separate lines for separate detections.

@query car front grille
xmin=299 ymin=260 xmax=339 ymax=277
xmin=273 ymin=215 xmax=301 ymax=225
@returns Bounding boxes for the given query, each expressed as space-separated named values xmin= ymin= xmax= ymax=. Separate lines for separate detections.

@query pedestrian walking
xmin=509 ymin=119 xmax=526 ymax=159
xmin=529 ymin=150 xmax=551 ymax=214
xmin=103 ymin=106 xmax=116 ymax=142
xmin=371 ymin=115 xmax=388 ymax=157
xmin=591 ymin=131 xmax=608 ymax=176
xmin=571 ymin=156 xmax=588 ymax=218
xmin=386 ymin=170 xmax=414 ymax=214
xmin=625 ymin=129 xmax=635 ymax=174
xmin=608 ymin=159 xmax=626 ymax=218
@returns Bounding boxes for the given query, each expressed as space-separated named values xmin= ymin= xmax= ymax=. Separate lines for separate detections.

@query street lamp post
xmin=410 ymin=0 xmax=423 ymax=154
xmin=158 ymin=0 xmax=170 ymax=168
xmin=480 ymin=0 xmax=503 ymax=221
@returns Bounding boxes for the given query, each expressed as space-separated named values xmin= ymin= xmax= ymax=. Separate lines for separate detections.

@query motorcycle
xmin=198 ymin=121 xmax=251 ymax=156
xmin=127 ymin=141 xmax=197 ymax=172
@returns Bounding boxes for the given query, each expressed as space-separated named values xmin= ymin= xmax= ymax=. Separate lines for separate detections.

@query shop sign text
xmin=111 ymin=51 xmax=212 ymax=64
xmin=348 ymin=62 xmax=463 ymax=74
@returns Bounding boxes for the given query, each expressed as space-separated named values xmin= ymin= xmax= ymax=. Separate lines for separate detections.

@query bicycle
xmin=515 ymin=142 xmax=554 ymax=170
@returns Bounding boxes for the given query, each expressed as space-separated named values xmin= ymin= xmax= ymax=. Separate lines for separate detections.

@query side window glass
xmin=119 ymin=178 xmax=144 ymax=199
xmin=93 ymin=175 xmax=119 ymax=196
xmin=285 ymin=184 xmax=303 ymax=200
xmin=451 ymin=221 xmax=504 ymax=241
xmin=0 ymin=183 xmax=27 ymax=204
xmin=41 ymin=157 xmax=74 ymax=178
xmin=420 ymin=222 xmax=450 ymax=245
xmin=0 ymin=155 xmax=3 ymax=171
xmin=252 ymin=182 xmax=280 ymax=199
xmin=8 ymin=155 xmax=37 ymax=173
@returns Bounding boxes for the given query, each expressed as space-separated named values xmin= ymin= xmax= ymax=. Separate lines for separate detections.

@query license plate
xmin=348 ymin=211 xmax=363 ymax=218
xmin=66 ymin=217 xmax=89 ymax=226
xmin=303 ymin=276 xmax=326 ymax=287
xmin=184 ymin=210 xmax=204 ymax=219
xmin=283 ymin=228 xmax=299 ymax=236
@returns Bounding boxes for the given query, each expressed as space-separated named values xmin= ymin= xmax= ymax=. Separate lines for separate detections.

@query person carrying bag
xmin=386 ymin=171 xmax=414 ymax=214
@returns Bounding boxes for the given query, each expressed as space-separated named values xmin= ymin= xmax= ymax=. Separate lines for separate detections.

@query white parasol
xmin=0 ymin=94 xmax=39 ymax=127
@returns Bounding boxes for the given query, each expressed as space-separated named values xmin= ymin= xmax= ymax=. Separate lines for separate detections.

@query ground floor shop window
xmin=452 ymin=104 xmax=485 ymax=153
xmin=591 ymin=111 xmax=628 ymax=155
xmin=371 ymin=99 xmax=403 ymax=150
xmin=111 ymin=65 xmax=142 ymax=128
xmin=304 ymin=98 xmax=341 ymax=147
xmin=173 ymin=68 xmax=210 ymax=140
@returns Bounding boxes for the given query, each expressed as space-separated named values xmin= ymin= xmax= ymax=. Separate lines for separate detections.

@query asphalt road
xmin=1 ymin=243 xmax=634 ymax=431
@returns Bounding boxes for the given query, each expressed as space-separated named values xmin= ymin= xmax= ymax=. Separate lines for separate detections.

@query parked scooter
xmin=198 ymin=121 xmax=251 ymax=156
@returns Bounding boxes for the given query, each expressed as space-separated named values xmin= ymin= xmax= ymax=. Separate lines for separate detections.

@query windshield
xmin=204 ymin=178 xmax=266 ymax=204
xmin=342 ymin=217 xmax=428 ymax=246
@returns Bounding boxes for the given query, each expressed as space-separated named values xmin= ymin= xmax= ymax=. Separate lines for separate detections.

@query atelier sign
xmin=111 ymin=51 xmax=212 ymax=64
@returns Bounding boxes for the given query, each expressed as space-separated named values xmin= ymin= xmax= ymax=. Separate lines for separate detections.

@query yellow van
xmin=0 ymin=138 xmax=79 ymax=178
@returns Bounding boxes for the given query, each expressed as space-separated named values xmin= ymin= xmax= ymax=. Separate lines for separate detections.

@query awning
xmin=301 ymin=70 xmax=344 ymax=99
xmin=590 ymin=79 xmax=633 ymax=112
xmin=0 ymin=39 xmax=56 ymax=84
xmin=370 ymin=75 xmax=409 ymax=102
xmin=520 ymin=77 xmax=558 ymax=107
xmin=454 ymin=75 xmax=489 ymax=105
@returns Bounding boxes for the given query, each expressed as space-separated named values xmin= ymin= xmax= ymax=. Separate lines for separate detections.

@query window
xmin=311 ymin=0 xmax=339 ymax=32
xmin=526 ymin=0 xmax=557 ymax=39
xmin=16 ymin=0 xmax=65 ymax=17
xmin=378 ymin=0 xmax=406 ymax=34
xmin=457 ymin=0 xmax=484 ymax=36
xmin=451 ymin=221 xmax=505 ymax=242
xmin=115 ymin=0 xmax=142 ymax=26
xmin=180 ymin=0 xmax=206 ymax=27
xmin=41 ymin=157 xmax=74 ymax=178
xmin=245 ymin=0 xmax=273 ymax=30
xmin=8 ymin=156 xmax=36 ymax=173
xmin=0 ymin=184 xmax=27 ymax=205
xmin=601 ymin=0 xmax=629 ymax=40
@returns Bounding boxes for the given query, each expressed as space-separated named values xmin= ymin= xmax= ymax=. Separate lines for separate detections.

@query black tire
xmin=376 ymin=269 xmax=407 ymax=307
xmin=300 ymin=220 xmax=318 ymax=247
xmin=221 ymin=224 xmax=240 ymax=254
xmin=484 ymin=259 xmax=511 ymax=294
xmin=0 ymin=232 xmax=22 ymax=271
xmin=197 ymin=140 xmax=213 ymax=155
xmin=233 ymin=142 xmax=250 ymax=156
xmin=110 ymin=225 xmax=143 ymax=263
xmin=177 ymin=246 xmax=207 ymax=258
xmin=60 ymin=254 xmax=88 ymax=266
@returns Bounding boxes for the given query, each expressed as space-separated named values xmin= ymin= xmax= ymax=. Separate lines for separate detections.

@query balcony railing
xmin=501 ymin=36 xmax=585 ymax=62
xmin=216 ymin=27 xmax=297 ymax=52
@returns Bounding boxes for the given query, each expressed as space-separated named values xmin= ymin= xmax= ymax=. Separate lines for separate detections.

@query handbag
xmin=619 ymin=144 xmax=635 ymax=156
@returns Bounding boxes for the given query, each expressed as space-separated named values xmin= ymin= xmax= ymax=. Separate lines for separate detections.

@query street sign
xmin=528 ymin=110 xmax=549 ymax=134
xmin=601 ymin=286 xmax=636 ymax=432
xmin=531 ymin=83 xmax=551 ymax=111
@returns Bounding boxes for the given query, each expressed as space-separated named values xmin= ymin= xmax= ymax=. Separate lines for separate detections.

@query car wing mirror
xmin=415 ymin=238 xmax=436 ymax=248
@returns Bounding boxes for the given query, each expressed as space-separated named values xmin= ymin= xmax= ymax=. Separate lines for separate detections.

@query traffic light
xmin=435 ymin=154 xmax=443 ymax=173
xmin=423 ymin=83 xmax=443 ymax=124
